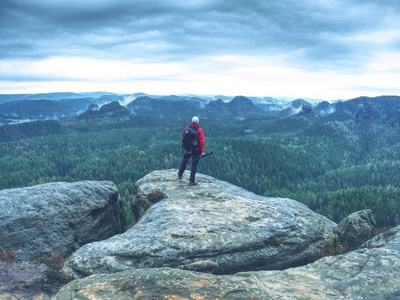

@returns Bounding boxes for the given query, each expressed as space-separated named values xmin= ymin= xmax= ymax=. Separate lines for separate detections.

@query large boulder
xmin=334 ymin=209 xmax=376 ymax=249
xmin=64 ymin=169 xmax=336 ymax=278
xmin=55 ymin=246 xmax=400 ymax=299
xmin=0 ymin=181 xmax=125 ymax=261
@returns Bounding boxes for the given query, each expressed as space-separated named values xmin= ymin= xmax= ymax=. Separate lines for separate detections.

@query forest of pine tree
xmin=0 ymin=114 xmax=399 ymax=228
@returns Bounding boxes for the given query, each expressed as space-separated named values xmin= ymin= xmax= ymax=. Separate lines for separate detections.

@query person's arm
xmin=198 ymin=128 xmax=205 ymax=154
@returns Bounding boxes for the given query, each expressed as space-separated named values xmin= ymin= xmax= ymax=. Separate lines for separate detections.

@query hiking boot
xmin=178 ymin=175 xmax=183 ymax=180
xmin=189 ymin=181 xmax=198 ymax=186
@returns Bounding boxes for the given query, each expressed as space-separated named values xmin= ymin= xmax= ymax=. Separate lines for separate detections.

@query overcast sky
xmin=1 ymin=0 xmax=400 ymax=100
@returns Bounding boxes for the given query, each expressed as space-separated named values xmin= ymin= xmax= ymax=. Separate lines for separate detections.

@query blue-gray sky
xmin=1 ymin=0 xmax=400 ymax=100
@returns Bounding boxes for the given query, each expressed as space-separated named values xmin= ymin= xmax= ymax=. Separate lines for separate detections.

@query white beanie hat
xmin=192 ymin=116 xmax=199 ymax=123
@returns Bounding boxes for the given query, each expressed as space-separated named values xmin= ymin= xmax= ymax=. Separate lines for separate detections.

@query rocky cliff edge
xmin=63 ymin=169 xmax=337 ymax=278
xmin=56 ymin=170 xmax=400 ymax=299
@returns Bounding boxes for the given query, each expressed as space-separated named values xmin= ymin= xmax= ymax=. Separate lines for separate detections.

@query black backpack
xmin=182 ymin=126 xmax=199 ymax=153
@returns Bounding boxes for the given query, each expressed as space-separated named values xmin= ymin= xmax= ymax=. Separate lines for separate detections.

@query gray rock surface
xmin=334 ymin=209 xmax=376 ymax=249
xmin=363 ymin=225 xmax=400 ymax=250
xmin=0 ymin=181 xmax=125 ymax=261
xmin=64 ymin=169 xmax=336 ymax=278
xmin=55 ymin=246 xmax=400 ymax=299
xmin=0 ymin=260 xmax=64 ymax=300
xmin=371 ymin=290 xmax=400 ymax=300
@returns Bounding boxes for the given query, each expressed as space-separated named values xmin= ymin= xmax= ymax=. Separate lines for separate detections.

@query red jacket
xmin=182 ymin=122 xmax=205 ymax=153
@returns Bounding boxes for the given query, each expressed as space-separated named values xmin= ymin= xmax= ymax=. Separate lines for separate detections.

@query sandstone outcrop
xmin=56 ymin=220 xmax=400 ymax=299
xmin=2 ymin=170 xmax=394 ymax=299
xmin=0 ymin=181 xmax=125 ymax=261
xmin=64 ymin=169 xmax=336 ymax=278
xmin=55 ymin=235 xmax=400 ymax=299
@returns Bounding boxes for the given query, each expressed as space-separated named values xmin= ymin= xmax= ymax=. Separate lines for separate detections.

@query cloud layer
xmin=1 ymin=0 xmax=400 ymax=99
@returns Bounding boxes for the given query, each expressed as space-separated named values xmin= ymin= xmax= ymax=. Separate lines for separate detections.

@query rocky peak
xmin=98 ymin=101 xmax=130 ymax=117
xmin=64 ymin=169 xmax=336 ymax=278
xmin=204 ymin=98 xmax=230 ymax=116
xmin=314 ymin=100 xmax=334 ymax=116
xmin=315 ymin=100 xmax=330 ymax=111
xmin=56 ymin=171 xmax=400 ymax=299
xmin=290 ymin=99 xmax=311 ymax=109
xmin=226 ymin=96 xmax=262 ymax=115
xmin=206 ymin=98 xmax=225 ymax=108
xmin=298 ymin=104 xmax=314 ymax=117
xmin=87 ymin=103 xmax=99 ymax=111
xmin=229 ymin=95 xmax=255 ymax=107
xmin=77 ymin=101 xmax=131 ymax=122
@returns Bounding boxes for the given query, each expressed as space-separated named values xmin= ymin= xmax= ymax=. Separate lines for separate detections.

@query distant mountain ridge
xmin=0 ymin=92 xmax=117 ymax=103
xmin=0 ymin=98 xmax=98 ymax=123
xmin=126 ymin=96 xmax=201 ymax=118
xmin=0 ymin=92 xmax=399 ymax=126
xmin=0 ymin=100 xmax=69 ymax=119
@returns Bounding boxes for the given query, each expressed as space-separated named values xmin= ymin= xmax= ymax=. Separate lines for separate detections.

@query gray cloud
xmin=1 ymin=0 xmax=400 ymax=70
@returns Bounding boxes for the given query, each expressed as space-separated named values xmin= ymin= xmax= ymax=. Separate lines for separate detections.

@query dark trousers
xmin=178 ymin=151 xmax=201 ymax=182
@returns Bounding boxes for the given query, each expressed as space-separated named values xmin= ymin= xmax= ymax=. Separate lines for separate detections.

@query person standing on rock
xmin=178 ymin=116 xmax=205 ymax=186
